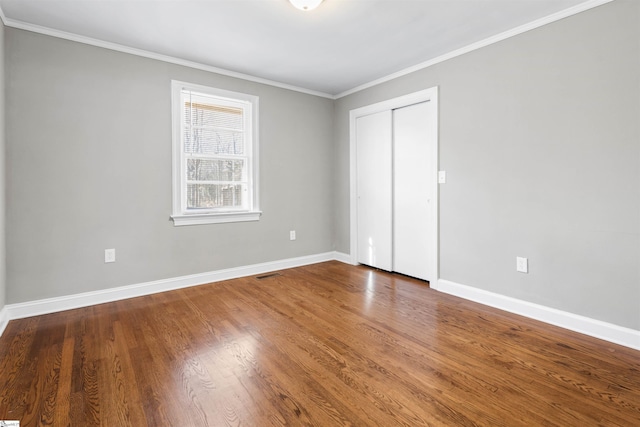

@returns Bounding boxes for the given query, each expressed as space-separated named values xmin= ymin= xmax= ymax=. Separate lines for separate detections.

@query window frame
xmin=171 ymin=80 xmax=261 ymax=226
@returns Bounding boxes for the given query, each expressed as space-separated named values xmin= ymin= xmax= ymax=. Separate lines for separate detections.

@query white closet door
xmin=356 ymin=110 xmax=393 ymax=271
xmin=393 ymin=102 xmax=432 ymax=280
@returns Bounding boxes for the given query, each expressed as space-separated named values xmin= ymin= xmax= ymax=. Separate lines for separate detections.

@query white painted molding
xmin=336 ymin=0 xmax=615 ymax=98
xmin=171 ymin=211 xmax=262 ymax=226
xmin=0 ymin=4 xmax=7 ymax=26
xmin=437 ymin=279 xmax=640 ymax=351
xmin=4 ymin=251 xmax=347 ymax=323
xmin=3 ymin=253 xmax=638 ymax=354
xmin=0 ymin=17 xmax=333 ymax=100
xmin=0 ymin=0 xmax=613 ymax=100
xmin=0 ymin=306 xmax=9 ymax=337
xmin=333 ymin=251 xmax=354 ymax=265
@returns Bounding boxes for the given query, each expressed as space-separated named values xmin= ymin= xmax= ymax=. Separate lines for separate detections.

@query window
xmin=171 ymin=81 xmax=260 ymax=226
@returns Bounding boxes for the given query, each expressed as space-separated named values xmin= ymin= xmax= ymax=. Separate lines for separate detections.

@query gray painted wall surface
xmin=6 ymin=29 xmax=334 ymax=303
xmin=334 ymin=0 xmax=640 ymax=330
xmin=0 ymin=20 xmax=5 ymax=311
xmin=4 ymin=1 xmax=639 ymax=333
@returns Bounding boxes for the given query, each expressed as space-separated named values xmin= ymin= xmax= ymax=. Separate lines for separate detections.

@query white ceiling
xmin=0 ymin=0 xmax=598 ymax=97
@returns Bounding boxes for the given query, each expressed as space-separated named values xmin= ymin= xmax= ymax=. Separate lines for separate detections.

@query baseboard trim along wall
xmin=2 ymin=257 xmax=638 ymax=352
xmin=333 ymin=251 xmax=356 ymax=265
xmin=0 ymin=306 xmax=9 ymax=340
xmin=0 ymin=251 xmax=351 ymax=336
xmin=437 ymin=279 xmax=640 ymax=351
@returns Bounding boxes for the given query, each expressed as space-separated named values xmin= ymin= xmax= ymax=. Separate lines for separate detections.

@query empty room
xmin=0 ymin=0 xmax=638 ymax=425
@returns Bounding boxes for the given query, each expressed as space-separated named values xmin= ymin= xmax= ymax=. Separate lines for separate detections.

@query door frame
xmin=349 ymin=87 xmax=439 ymax=287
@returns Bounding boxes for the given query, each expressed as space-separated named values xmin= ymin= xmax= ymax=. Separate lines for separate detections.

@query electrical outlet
xmin=516 ymin=256 xmax=528 ymax=273
xmin=105 ymin=248 xmax=116 ymax=263
xmin=290 ymin=230 xmax=296 ymax=241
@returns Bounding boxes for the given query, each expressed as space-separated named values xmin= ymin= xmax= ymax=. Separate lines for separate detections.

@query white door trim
xmin=349 ymin=87 xmax=439 ymax=286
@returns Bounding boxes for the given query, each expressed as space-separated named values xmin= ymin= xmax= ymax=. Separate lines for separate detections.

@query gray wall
xmin=4 ymin=1 xmax=639 ymax=333
xmin=334 ymin=0 xmax=640 ymax=330
xmin=0 ymin=19 xmax=5 ymax=312
xmin=6 ymin=29 xmax=334 ymax=303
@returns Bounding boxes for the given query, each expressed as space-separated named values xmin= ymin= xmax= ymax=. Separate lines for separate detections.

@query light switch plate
xmin=438 ymin=171 xmax=446 ymax=184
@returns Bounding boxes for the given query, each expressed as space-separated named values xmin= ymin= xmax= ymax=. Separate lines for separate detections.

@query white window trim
xmin=170 ymin=80 xmax=261 ymax=226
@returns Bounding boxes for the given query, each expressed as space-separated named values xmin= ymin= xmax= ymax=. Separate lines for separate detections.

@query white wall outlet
xmin=105 ymin=248 xmax=116 ymax=263
xmin=438 ymin=170 xmax=447 ymax=184
xmin=516 ymin=256 xmax=528 ymax=273
xmin=290 ymin=230 xmax=296 ymax=241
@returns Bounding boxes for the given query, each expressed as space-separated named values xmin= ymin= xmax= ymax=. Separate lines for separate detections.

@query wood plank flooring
xmin=0 ymin=261 xmax=639 ymax=426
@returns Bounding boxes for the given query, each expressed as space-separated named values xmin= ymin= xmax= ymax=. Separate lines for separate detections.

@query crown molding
xmin=335 ymin=0 xmax=615 ymax=99
xmin=0 ymin=0 xmax=619 ymax=100
xmin=0 ymin=15 xmax=334 ymax=99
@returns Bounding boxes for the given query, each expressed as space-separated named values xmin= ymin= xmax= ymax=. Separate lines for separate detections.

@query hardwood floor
xmin=0 ymin=261 xmax=639 ymax=426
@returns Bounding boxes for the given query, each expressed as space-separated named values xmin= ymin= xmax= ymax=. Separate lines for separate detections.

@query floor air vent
xmin=256 ymin=273 xmax=281 ymax=280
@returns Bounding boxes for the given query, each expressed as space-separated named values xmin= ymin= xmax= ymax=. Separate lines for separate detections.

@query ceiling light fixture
xmin=289 ymin=0 xmax=323 ymax=11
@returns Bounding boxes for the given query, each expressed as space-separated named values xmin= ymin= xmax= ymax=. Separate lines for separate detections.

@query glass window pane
xmin=184 ymin=128 xmax=244 ymax=155
xmin=187 ymin=184 xmax=246 ymax=209
xmin=187 ymin=159 xmax=245 ymax=182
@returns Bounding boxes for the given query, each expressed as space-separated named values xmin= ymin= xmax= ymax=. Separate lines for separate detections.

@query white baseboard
xmin=333 ymin=251 xmax=355 ymax=265
xmin=9 ymin=253 xmax=635 ymax=352
xmin=0 ymin=306 xmax=9 ymax=337
xmin=3 ymin=251 xmax=351 ymax=325
xmin=437 ymin=279 xmax=640 ymax=351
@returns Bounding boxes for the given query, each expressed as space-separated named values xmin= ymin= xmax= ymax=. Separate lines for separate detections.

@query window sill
xmin=171 ymin=211 xmax=262 ymax=226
